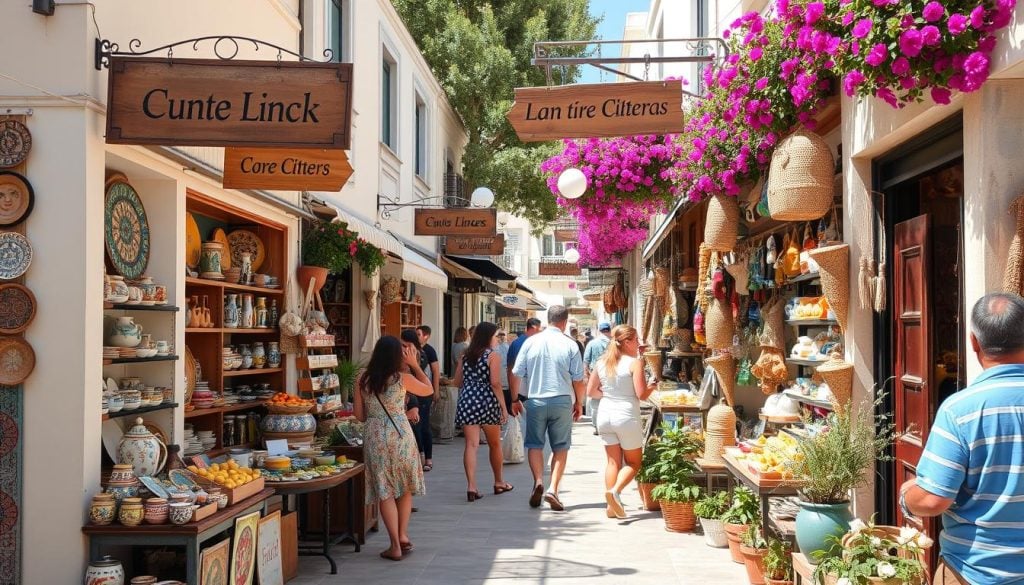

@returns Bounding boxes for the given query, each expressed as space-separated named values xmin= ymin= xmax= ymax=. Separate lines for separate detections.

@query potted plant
xmin=789 ymin=401 xmax=894 ymax=559
xmin=300 ymin=220 xmax=358 ymax=293
xmin=693 ymin=491 xmax=730 ymax=548
xmin=722 ymin=486 xmax=760 ymax=564
xmin=334 ymin=358 xmax=362 ymax=405
xmin=647 ymin=425 xmax=703 ymax=532
xmin=636 ymin=438 xmax=664 ymax=511
xmin=650 ymin=480 xmax=701 ymax=533
xmin=740 ymin=524 xmax=769 ymax=585
xmin=763 ymin=538 xmax=794 ymax=585
xmin=813 ymin=519 xmax=932 ymax=585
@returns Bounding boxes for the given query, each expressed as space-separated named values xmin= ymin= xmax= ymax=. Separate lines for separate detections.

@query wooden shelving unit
xmin=381 ymin=298 xmax=422 ymax=338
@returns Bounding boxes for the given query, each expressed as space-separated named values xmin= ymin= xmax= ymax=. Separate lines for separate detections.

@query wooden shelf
xmin=782 ymin=389 xmax=834 ymax=411
xmin=103 ymin=402 xmax=179 ymax=421
xmin=786 ymin=319 xmax=838 ymax=327
xmin=104 ymin=355 xmax=179 ymax=365
xmin=186 ymin=276 xmax=284 ymax=296
xmin=222 ymin=368 xmax=284 ymax=378
xmin=784 ymin=272 xmax=820 ymax=285
xmin=185 ymin=328 xmax=220 ymax=334
xmin=186 ymin=328 xmax=278 ymax=334
xmin=104 ymin=302 xmax=180 ymax=312
xmin=184 ymin=400 xmax=270 ymax=419
xmin=786 ymin=358 xmax=826 ymax=367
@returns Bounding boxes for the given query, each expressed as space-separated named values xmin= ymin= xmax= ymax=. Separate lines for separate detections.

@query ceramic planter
xmin=107 ymin=316 xmax=143 ymax=348
xmin=637 ymin=481 xmax=661 ymax=511
xmin=85 ymin=556 xmax=124 ymax=585
xmin=725 ymin=523 xmax=748 ymax=564
xmin=89 ymin=494 xmax=116 ymax=525
xmin=118 ymin=497 xmax=144 ymax=526
xmin=260 ymin=413 xmax=316 ymax=433
xmin=143 ymin=497 xmax=169 ymax=525
xmin=795 ymin=500 xmax=853 ymax=559
xmin=297 ymin=265 xmax=329 ymax=294
xmin=765 ymin=579 xmax=794 ymax=585
xmin=740 ymin=545 xmax=768 ymax=585
xmin=699 ymin=517 xmax=729 ymax=548
xmin=118 ymin=417 xmax=168 ymax=477
xmin=169 ymin=502 xmax=196 ymax=525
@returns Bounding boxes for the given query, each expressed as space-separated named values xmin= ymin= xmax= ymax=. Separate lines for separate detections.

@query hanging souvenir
xmin=0 ymin=171 xmax=35 ymax=227
xmin=783 ymin=227 xmax=801 ymax=277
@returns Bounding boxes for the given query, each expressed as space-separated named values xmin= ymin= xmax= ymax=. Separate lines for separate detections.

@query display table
xmin=273 ymin=464 xmax=365 ymax=575
xmin=643 ymin=396 xmax=701 ymax=442
xmin=792 ymin=552 xmax=814 ymax=584
xmin=696 ymin=457 xmax=734 ymax=494
xmin=83 ymin=488 xmax=275 ymax=584
xmin=722 ymin=451 xmax=803 ymax=539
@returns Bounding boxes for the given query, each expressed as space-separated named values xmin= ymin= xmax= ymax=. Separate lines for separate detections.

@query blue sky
xmin=578 ymin=0 xmax=651 ymax=84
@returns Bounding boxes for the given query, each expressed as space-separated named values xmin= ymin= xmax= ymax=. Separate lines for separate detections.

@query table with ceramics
xmin=82 ymin=488 xmax=275 ymax=585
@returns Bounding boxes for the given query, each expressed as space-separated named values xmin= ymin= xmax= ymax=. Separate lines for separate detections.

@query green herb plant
xmin=693 ymin=491 xmax=731 ymax=520
xmin=647 ymin=424 xmax=703 ymax=503
xmin=721 ymin=486 xmax=760 ymax=526
xmin=741 ymin=524 xmax=768 ymax=550
xmin=335 ymin=359 xmax=363 ymax=404
xmin=812 ymin=520 xmax=929 ymax=585
xmin=763 ymin=538 xmax=793 ymax=581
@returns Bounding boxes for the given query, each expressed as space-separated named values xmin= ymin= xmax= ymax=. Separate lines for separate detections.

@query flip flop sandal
xmin=544 ymin=492 xmax=565 ymax=511
xmin=529 ymin=485 xmax=544 ymax=508
xmin=400 ymin=542 xmax=414 ymax=553
xmin=423 ymin=464 xmax=433 ymax=472
xmin=493 ymin=483 xmax=514 ymax=495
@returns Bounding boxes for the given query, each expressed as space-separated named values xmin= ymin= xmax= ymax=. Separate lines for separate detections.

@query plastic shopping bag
xmin=501 ymin=415 xmax=525 ymax=464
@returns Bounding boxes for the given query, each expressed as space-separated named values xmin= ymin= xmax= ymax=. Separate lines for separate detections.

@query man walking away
xmin=583 ymin=322 xmax=612 ymax=435
xmin=511 ymin=306 xmax=585 ymax=511
xmin=900 ymin=293 xmax=1024 ymax=585
xmin=416 ymin=325 xmax=440 ymax=472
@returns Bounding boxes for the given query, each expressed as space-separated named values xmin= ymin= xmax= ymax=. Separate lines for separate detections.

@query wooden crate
xmin=191 ymin=501 xmax=218 ymax=522
xmin=227 ymin=476 xmax=266 ymax=505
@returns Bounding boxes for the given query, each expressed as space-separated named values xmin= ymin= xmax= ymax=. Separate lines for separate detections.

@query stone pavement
xmin=294 ymin=419 xmax=748 ymax=584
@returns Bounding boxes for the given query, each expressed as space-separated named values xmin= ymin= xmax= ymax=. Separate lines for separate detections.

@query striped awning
xmin=401 ymin=246 xmax=448 ymax=290
xmin=328 ymin=204 xmax=402 ymax=257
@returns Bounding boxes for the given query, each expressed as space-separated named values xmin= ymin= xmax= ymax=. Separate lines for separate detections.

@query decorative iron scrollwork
xmin=95 ymin=35 xmax=335 ymax=70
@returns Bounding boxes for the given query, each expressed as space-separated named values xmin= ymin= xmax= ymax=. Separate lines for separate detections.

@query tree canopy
xmin=391 ymin=0 xmax=599 ymax=231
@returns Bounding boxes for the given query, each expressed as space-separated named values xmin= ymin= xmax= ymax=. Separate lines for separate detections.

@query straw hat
xmin=809 ymin=243 xmax=850 ymax=333
xmin=817 ymin=355 xmax=854 ymax=408
xmin=705 ymin=297 xmax=735 ymax=350
xmin=704 ymin=403 xmax=737 ymax=464
xmin=705 ymin=353 xmax=736 ymax=407
xmin=705 ymin=195 xmax=739 ymax=252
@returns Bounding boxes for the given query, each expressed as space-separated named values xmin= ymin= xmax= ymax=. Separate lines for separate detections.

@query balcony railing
xmin=444 ymin=172 xmax=465 ymax=207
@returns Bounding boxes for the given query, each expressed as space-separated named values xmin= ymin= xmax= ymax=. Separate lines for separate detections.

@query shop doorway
xmin=873 ymin=117 xmax=964 ymax=569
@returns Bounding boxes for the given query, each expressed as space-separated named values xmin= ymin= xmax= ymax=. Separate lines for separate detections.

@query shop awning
xmin=400 ymin=246 xmax=448 ymax=290
xmin=641 ymin=197 xmax=690 ymax=260
xmin=328 ymin=204 xmax=403 ymax=257
xmin=443 ymin=255 xmax=518 ymax=282
xmin=496 ymin=282 xmax=547 ymax=311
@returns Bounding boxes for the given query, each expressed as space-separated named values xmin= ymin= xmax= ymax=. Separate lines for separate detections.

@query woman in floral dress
xmin=354 ymin=335 xmax=433 ymax=561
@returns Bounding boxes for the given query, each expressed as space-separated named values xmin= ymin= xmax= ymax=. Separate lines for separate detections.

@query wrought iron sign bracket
xmin=377 ymin=193 xmax=481 ymax=221
xmin=95 ymin=35 xmax=336 ymax=71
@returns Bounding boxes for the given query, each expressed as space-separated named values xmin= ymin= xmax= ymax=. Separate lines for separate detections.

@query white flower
xmin=848 ymin=518 xmax=867 ymax=535
xmin=897 ymin=525 xmax=919 ymax=545
xmin=917 ymin=533 xmax=934 ymax=548
xmin=837 ymin=578 xmax=852 ymax=585
xmin=877 ymin=562 xmax=897 ymax=579
xmin=871 ymin=536 xmax=883 ymax=548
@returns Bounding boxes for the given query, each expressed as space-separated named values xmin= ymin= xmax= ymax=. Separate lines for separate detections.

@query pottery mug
xmin=127 ymin=286 xmax=143 ymax=304
xmin=155 ymin=341 xmax=170 ymax=355
xmin=140 ymin=334 xmax=153 ymax=349
xmin=154 ymin=285 xmax=167 ymax=304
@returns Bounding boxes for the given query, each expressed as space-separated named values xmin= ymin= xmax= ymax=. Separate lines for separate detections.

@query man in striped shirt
xmin=901 ymin=293 xmax=1024 ymax=585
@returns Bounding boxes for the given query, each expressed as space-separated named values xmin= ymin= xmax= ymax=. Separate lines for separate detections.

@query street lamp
xmin=563 ymin=247 xmax=580 ymax=264
xmin=557 ymin=168 xmax=587 ymax=200
xmin=471 ymin=187 xmax=495 ymax=208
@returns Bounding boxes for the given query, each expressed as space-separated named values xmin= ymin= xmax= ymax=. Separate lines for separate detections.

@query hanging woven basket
xmin=705 ymin=297 xmax=735 ymax=350
xmin=705 ymin=195 xmax=739 ymax=252
xmin=706 ymin=353 xmax=737 ymax=406
xmin=809 ymin=244 xmax=850 ymax=333
xmin=767 ymin=129 xmax=835 ymax=221
xmin=818 ymin=355 xmax=855 ymax=408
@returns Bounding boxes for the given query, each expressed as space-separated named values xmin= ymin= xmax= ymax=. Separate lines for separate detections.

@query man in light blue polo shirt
xmin=511 ymin=305 xmax=585 ymax=511
xmin=901 ymin=293 xmax=1024 ymax=585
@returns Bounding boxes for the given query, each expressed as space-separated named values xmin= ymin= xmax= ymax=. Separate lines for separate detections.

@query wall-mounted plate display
xmin=227 ymin=229 xmax=265 ymax=272
xmin=0 ymin=232 xmax=32 ymax=280
xmin=186 ymin=213 xmax=201 ymax=270
xmin=0 ymin=283 xmax=36 ymax=334
xmin=0 ymin=171 xmax=34 ymax=227
xmin=104 ymin=178 xmax=150 ymax=280
xmin=0 ymin=336 xmax=35 ymax=385
xmin=0 ymin=120 xmax=32 ymax=168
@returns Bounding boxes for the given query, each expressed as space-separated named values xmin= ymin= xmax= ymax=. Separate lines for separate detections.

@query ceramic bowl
xmin=108 ymin=397 xmax=124 ymax=412
xmin=136 ymin=348 xmax=158 ymax=358
xmin=168 ymin=503 xmax=194 ymax=525
xmin=314 ymin=454 xmax=336 ymax=466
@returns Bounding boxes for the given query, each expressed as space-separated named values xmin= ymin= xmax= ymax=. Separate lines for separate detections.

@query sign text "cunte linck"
xmin=141 ymin=90 xmax=321 ymax=123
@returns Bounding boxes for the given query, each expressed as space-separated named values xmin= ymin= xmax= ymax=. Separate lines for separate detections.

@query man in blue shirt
xmin=582 ymin=322 xmax=612 ymax=434
xmin=511 ymin=307 xmax=585 ymax=511
xmin=901 ymin=293 xmax=1024 ymax=585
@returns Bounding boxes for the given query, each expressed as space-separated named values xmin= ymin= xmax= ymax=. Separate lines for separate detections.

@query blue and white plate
xmin=0 ymin=232 xmax=32 ymax=280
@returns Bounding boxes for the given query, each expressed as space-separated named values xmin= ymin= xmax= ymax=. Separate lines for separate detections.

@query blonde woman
xmin=586 ymin=325 xmax=656 ymax=519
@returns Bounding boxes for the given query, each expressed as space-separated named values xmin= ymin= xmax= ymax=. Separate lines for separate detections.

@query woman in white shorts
xmin=586 ymin=325 xmax=656 ymax=519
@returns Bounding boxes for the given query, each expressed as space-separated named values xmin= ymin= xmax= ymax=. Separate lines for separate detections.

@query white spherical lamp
xmin=470 ymin=186 xmax=495 ymax=208
xmin=563 ymin=247 xmax=581 ymax=264
xmin=557 ymin=168 xmax=587 ymax=200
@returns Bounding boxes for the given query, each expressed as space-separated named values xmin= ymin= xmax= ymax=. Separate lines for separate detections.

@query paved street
xmin=294 ymin=419 xmax=747 ymax=584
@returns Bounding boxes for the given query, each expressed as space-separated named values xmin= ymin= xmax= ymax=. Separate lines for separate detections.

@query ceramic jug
xmin=200 ymin=241 xmax=224 ymax=279
xmin=224 ymin=294 xmax=240 ymax=329
xmin=85 ymin=556 xmax=124 ymax=585
xmin=267 ymin=342 xmax=281 ymax=368
xmin=117 ymin=417 xmax=167 ymax=477
xmin=252 ymin=342 xmax=266 ymax=369
xmin=255 ymin=297 xmax=268 ymax=328
xmin=108 ymin=317 xmax=143 ymax=348
xmin=200 ymin=295 xmax=213 ymax=328
xmin=187 ymin=295 xmax=200 ymax=327
xmin=107 ymin=275 xmax=130 ymax=303
xmin=239 ymin=344 xmax=253 ymax=370
xmin=241 ymin=294 xmax=255 ymax=328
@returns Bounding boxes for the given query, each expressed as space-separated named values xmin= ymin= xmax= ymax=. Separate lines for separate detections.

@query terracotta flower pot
xmin=296 ymin=265 xmax=329 ymax=295
xmin=740 ymin=545 xmax=768 ymax=585
xmin=765 ymin=579 xmax=793 ymax=585
xmin=724 ymin=522 xmax=748 ymax=564
xmin=637 ymin=481 xmax=661 ymax=511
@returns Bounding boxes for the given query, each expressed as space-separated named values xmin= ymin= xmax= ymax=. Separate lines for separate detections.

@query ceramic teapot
xmin=118 ymin=417 xmax=167 ymax=477
xmin=108 ymin=316 xmax=144 ymax=348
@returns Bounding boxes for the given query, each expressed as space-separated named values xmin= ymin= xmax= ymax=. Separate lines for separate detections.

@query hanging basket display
xmin=705 ymin=297 xmax=735 ymax=350
xmin=767 ymin=129 xmax=835 ymax=221
xmin=705 ymin=195 xmax=739 ymax=252
xmin=703 ymin=403 xmax=737 ymax=464
xmin=808 ymin=243 xmax=850 ymax=333
xmin=381 ymin=276 xmax=402 ymax=304
xmin=818 ymin=355 xmax=854 ymax=408
xmin=705 ymin=353 xmax=737 ymax=407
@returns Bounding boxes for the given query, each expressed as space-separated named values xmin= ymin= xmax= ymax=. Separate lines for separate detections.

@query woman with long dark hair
xmin=354 ymin=335 xmax=433 ymax=561
xmin=400 ymin=329 xmax=433 ymax=470
xmin=454 ymin=322 xmax=512 ymax=501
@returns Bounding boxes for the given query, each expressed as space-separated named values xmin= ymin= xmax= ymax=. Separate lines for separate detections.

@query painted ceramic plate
xmin=0 ymin=232 xmax=32 ymax=280
xmin=168 ymin=469 xmax=198 ymax=489
xmin=211 ymin=228 xmax=232 ymax=270
xmin=0 ymin=171 xmax=34 ymax=227
xmin=0 ymin=336 xmax=35 ymax=385
xmin=184 ymin=346 xmax=197 ymax=406
xmin=186 ymin=213 xmax=202 ymax=270
xmin=138 ymin=475 xmax=169 ymax=499
xmin=0 ymin=120 xmax=32 ymax=168
xmin=101 ymin=418 xmax=124 ymax=462
xmin=227 ymin=229 xmax=265 ymax=272
xmin=0 ymin=283 xmax=36 ymax=334
xmin=104 ymin=179 xmax=150 ymax=280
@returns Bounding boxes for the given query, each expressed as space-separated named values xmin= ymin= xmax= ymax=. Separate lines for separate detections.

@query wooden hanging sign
xmin=444 ymin=235 xmax=505 ymax=256
xmin=553 ymin=229 xmax=577 ymax=243
xmin=507 ymin=81 xmax=683 ymax=142
xmin=222 ymin=148 xmax=353 ymax=191
xmin=106 ymin=57 xmax=353 ymax=148
xmin=415 ymin=208 xmax=496 ymax=236
xmin=537 ymin=261 xmax=582 ymax=276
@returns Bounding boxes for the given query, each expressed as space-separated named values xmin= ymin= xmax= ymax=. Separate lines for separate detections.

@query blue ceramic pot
xmin=260 ymin=414 xmax=316 ymax=433
xmin=795 ymin=500 xmax=853 ymax=559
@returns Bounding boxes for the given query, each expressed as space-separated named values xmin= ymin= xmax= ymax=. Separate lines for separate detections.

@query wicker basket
xmin=767 ymin=129 xmax=834 ymax=221
xmin=381 ymin=276 xmax=402 ymax=304
xmin=705 ymin=195 xmax=739 ymax=251
xmin=705 ymin=297 xmax=735 ymax=350
xmin=704 ymin=403 xmax=737 ymax=463
xmin=809 ymin=244 xmax=850 ymax=333
xmin=643 ymin=351 xmax=664 ymax=382
xmin=638 ymin=481 xmax=662 ymax=511
xmin=818 ymin=355 xmax=854 ymax=407
xmin=700 ymin=517 xmax=729 ymax=548
xmin=660 ymin=500 xmax=697 ymax=532
xmin=706 ymin=353 xmax=737 ymax=407
xmin=266 ymin=403 xmax=314 ymax=415
xmin=759 ymin=297 xmax=786 ymax=350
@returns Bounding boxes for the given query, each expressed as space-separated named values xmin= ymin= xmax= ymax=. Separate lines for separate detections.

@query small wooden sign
xmin=106 ymin=57 xmax=353 ymax=148
xmin=553 ymin=229 xmax=577 ymax=243
xmin=415 ymin=208 xmax=496 ymax=236
xmin=568 ymin=307 xmax=592 ymax=315
xmin=538 ymin=261 xmax=582 ymax=276
xmin=223 ymin=148 xmax=352 ymax=190
xmin=445 ymin=234 xmax=505 ymax=256
xmin=508 ymin=81 xmax=683 ymax=142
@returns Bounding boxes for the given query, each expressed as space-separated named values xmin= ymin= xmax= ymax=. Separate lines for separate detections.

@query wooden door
xmin=892 ymin=214 xmax=940 ymax=553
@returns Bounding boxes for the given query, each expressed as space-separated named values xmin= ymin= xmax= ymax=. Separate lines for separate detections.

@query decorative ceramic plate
xmin=0 ymin=171 xmax=34 ymax=227
xmin=185 ymin=213 xmax=201 ymax=270
xmin=168 ymin=469 xmax=199 ymax=489
xmin=138 ymin=475 xmax=169 ymax=499
xmin=0 ymin=283 xmax=36 ymax=334
xmin=0 ymin=336 xmax=35 ymax=385
xmin=184 ymin=346 xmax=197 ymax=405
xmin=227 ymin=229 xmax=265 ymax=272
xmin=211 ymin=227 xmax=231 ymax=270
xmin=104 ymin=179 xmax=150 ymax=280
xmin=101 ymin=417 xmax=124 ymax=462
xmin=0 ymin=232 xmax=32 ymax=280
xmin=0 ymin=120 xmax=32 ymax=168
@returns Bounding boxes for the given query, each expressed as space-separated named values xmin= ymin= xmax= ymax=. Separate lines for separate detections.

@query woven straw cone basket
xmin=705 ymin=195 xmax=739 ymax=252
xmin=704 ymin=403 xmax=737 ymax=464
xmin=705 ymin=297 xmax=735 ymax=350
xmin=818 ymin=356 xmax=854 ymax=408
xmin=767 ymin=129 xmax=835 ymax=221
xmin=706 ymin=353 xmax=737 ymax=407
xmin=643 ymin=351 xmax=664 ymax=382
xmin=638 ymin=274 xmax=654 ymax=297
xmin=759 ymin=298 xmax=786 ymax=350
xmin=809 ymin=243 xmax=850 ymax=333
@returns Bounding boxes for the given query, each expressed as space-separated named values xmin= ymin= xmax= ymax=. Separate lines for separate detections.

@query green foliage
xmin=639 ymin=423 xmax=702 ymax=484
xmin=391 ymin=0 xmax=599 ymax=231
xmin=352 ymin=241 xmax=385 ymax=278
xmin=763 ymin=538 xmax=793 ymax=580
xmin=303 ymin=220 xmax=354 ymax=274
xmin=335 ymin=359 xmax=363 ymax=404
xmin=741 ymin=524 xmax=767 ymax=550
xmin=693 ymin=491 xmax=730 ymax=520
xmin=721 ymin=486 xmax=760 ymax=526
xmin=650 ymin=480 xmax=701 ymax=504
xmin=813 ymin=521 xmax=929 ymax=585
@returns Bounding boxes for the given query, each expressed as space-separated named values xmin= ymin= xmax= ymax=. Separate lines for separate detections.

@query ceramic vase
xmin=269 ymin=299 xmax=279 ymax=328
xmin=240 ymin=294 xmax=254 ymax=328
xmin=85 ymin=556 xmax=124 ymax=585
xmin=107 ymin=316 xmax=143 ymax=348
xmin=107 ymin=275 xmax=130 ymax=303
xmin=795 ymin=500 xmax=853 ymax=559
xmin=267 ymin=342 xmax=281 ymax=368
xmin=136 ymin=276 xmax=156 ymax=303
xmin=224 ymin=294 xmax=240 ymax=329
xmin=255 ymin=296 xmax=268 ymax=328
xmin=143 ymin=498 xmax=169 ymax=525
xmin=117 ymin=418 xmax=168 ymax=477
xmin=117 ymin=497 xmax=144 ymax=526
xmin=239 ymin=344 xmax=253 ymax=369
xmin=89 ymin=493 xmax=117 ymax=526
xmin=200 ymin=242 xmax=224 ymax=279
xmin=239 ymin=252 xmax=253 ymax=284
xmin=252 ymin=343 xmax=266 ymax=369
